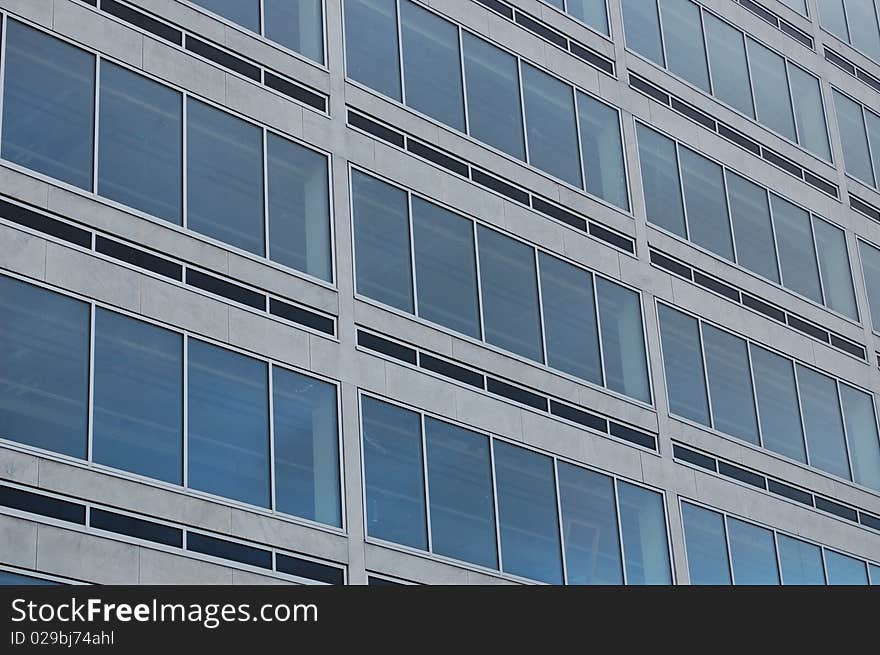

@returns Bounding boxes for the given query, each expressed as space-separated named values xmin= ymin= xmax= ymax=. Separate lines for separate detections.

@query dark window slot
xmin=825 ymin=48 xmax=856 ymax=75
xmin=803 ymin=171 xmax=838 ymax=198
xmin=588 ymin=223 xmax=635 ymax=254
xmin=276 ymin=554 xmax=344 ymax=584
xmin=856 ymin=69 xmax=880 ymax=93
xmin=368 ymin=576 xmax=404 ymax=586
xmin=95 ymin=236 xmax=182 ymax=280
xmin=718 ymin=461 xmax=766 ymax=489
xmin=473 ymin=0 xmax=513 ymax=19
xmin=513 ymin=11 xmax=568 ymax=49
xmin=693 ymin=271 xmax=740 ymax=303
xmin=531 ymin=197 xmax=587 ymax=232
xmin=186 ymin=269 xmax=265 ymax=310
xmin=347 ymin=111 xmax=405 ymax=148
xmin=672 ymin=445 xmax=717 ymax=472
xmin=419 ymin=353 xmax=484 ymax=389
xmin=184 ymin=36 xmax=261 ymax=82
xmin=786 ymin=314 xmax=829 ymax=342
xmin=829 ymin=334 xmax=865 ymax=360
xmin=89 ymin=508 xmax=182 ymax=547
xmin=717 ymin=124 xmax=762 ymax=156
xmin=650 ymin=251 xmax=692 ymax=280
xmin=356 ymin=330 xmax=417 ymax=365
xmin=568 ymin=42 xmax=614 ymax=75
xmin=186 ymin=532 xmax=272 ymax=569
xmin=269 ymin=298 xmax=335 ymax=335
xmin=0 ymin=486 xmax=85 ymax=524
xmin=767 ymin=479 xmax=813 ymax=506
xmin=859 ymin=512 xmax=880 ymax=531
xmin=629 ymin=75 xmax=670 ymax=105
xmin=761 ymin=149 xmax=803 ymax=178
xmin=486 ymin=378 xmax=548 ymax=411
xmin=406 ymin=139 xmax=469 ymax=177
xmin=851 ymin=197 xmax=880 ymax=222
xmin=779 ymin=22 xmax=812 ymax=49
xmin=814 ymin=497 xmax=858 ymax=522
xmin=609 ymin=422 xmax=656 ymax=449
xmin=470 ymin=169 xmax=530 ymax=205
xmin=549 ymin=400 xmax=607 ymax=433
xmin=670 ymin=98 xmax=716 ymax=131
xmin=741 ymin=293 xmax=786 ymax=323
xmin=741 ymin=0 xmax=778 ymax=26
xmin=264 ymin=72 xmax=327 ymax=112
xmin=0 ymin=199 xmax=92 ymax=248
xmin=83 ymin=0 xmax=98 ymax=5
xmin=100 ymin=0 xmax=182 ymax=45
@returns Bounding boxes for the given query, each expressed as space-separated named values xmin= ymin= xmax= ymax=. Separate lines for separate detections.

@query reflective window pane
xmin=847 ymin=0 xmax=880 ymax=61
xmin=637 ymin=125 xmax=686 ymax=238
xmin=0 ymin=277 xmax=89 ymax=458
xmin=558 ymin=463 xmax=622 ymax=585
xmin=539 ymin=253 xmax=601 ymax=385
xmin=186 ymin=99 xmax=264 ymax=255
xmin=264 ymin=0 xmax=324 ymax=63
xmin=788 ymin=66 xmax=831 ymax=160
xmin=859 ymin=240 xmax=880 ymax=329
xmin=726 ymin=172 xmax=778 ymax=283
xmin=1 ymin=21 xmax=95 ymax=190
xmin=493 ymin=441 xmax=563 ymax=584
xmin=871 ymin=563 xmax=880 ymax=585
xmin=702 ymin=325 xmax=759 ymax=444
xmin=778 ymin=0 xmax=808 ymax=17
xmin=567 ymin=0 xmax=609 ymax=35
xmin=425 ymin=418 xmax=496 ymax=569
xmin=727 ymin=518 xmax=779 ymax=584
xmin=98 ymin=62 xmax=182 ymax=224
xmin=521 ymin=64 xmax=582 ymax=188
xmin=477 ymin=226 xmax=544 ymax=362
xmin=682 ymin=503 xmax=731 ymax=585
xmin=771 ymin=195 xmax=823 ymax=305
xmin=0 ymin=571 xmax=58 ymax=585
xmin=462 ymin=34 xmax=525 ymax=160
xmin=796 ymin=365 xmax=852 ymax=480
xmin=658 ymin=306 xmax=710 ymax=425
xmin=93 ymin=310 xmax=183 ymax=485
xmin=191 ymin=0 xmax=259 ymax=31
xmin=824 ymin=549 xmax=869 ymax=584
xmin=344 ymin=0 xmax=401 ymax=100
xmin=267 ymin=134 xmax=331 ymax=281
xmin=750 ymin=344 xmax=807 ymax=463
xmin=412 ymin=198 xmax=480 ymax=339
xmin=839 ymin=385 xmax=880 ymax=492
xmin=679 ymin=148 xmax=734 ymax=260
xmin=400 ymin=1 xmax=465 ymax=131
xmin=658 ymin=0 xmax=710 ymax=92
xmin=622 ymin=0 xmax=665 ymax=65
xmin=813 ymin=218 xmax=857 ymax=319
xmin=617 ymin=482 xmax=672 ymax=584
xmin=833 ymin=91 xmax=875 ymax=187
xmin=351 ymin=171 xmax=413 ymax=313
xmin=777 ymin=535 xmax=825 ymax=585
xmin=362 ymin=398 xmax=427 ymax=550
xmin=704 ymin=13 xmax=754 ymax=118
xmin=867 ymin=109 xmax=880 ymax=189
xmin=273 ymin=368 xmax=340 ymax=527
xmin=577 ymin=92 xmax=629 ymax=210
xmin=818 ymin=0 xmax=850 ymax=40
xmin=747 ymin=40 xmax=797 ymax=142
xmin=597 ymin=279 xmax=651 ymax=403
xmin=187 ymin=340 xmax=270 ymax=508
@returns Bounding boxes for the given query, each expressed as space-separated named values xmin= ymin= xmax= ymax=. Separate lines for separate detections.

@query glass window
xmin=847 ymin=0 xmax=880 ymax=61
xmin=597 ymin=279 xmax=651 ymax=403
xmin=361 ymin=397 xmax=427 ymax=550
xmin=186 ymin=99 xmax=264 ymax=255
xmin=788 ymin=66 xmax=831 ymax=161
xmin=493 ymin=441 xmax=563 ymax=584
xmin=461 ymin=34 xmax=525 ymax=160
xmin=539 ymin=254 xmax=601 ymax=385
xmin=658 ymin=306 xmax=710 ymax=425
xmin=796 ymin=366 xmax=851 ymax=481
xmin=622 ymin=0 xmax=665 ymax=66
xmin=1 ymin=21 xmax=95 ymax=190
xmin=750 ymin=345 xmax=807 ymax=463
xmin=558 ymin=463 xmax=622 ymax=585
xmin=264 ymin=0 xmax=324 ymax=64
xmin=871 ymin=563 xmax=880 ymax=585
xmin=866 ymin=109 xmax=880 ymax=188
xmin=727 ymin=518 xmax=779 ymax=584
xmin=859 ymin=240 xmax=880 ymax=329
xmin=824 ymin=549 xmax=869 ymax=584
xmin=703 ymin=14 xmax=754 ymax=119
xmin=617 ymin=482 xmax=672 ymax=584
xmin=424 ymin=418 xmax=497 ymax=569
xmin=818 ymin=0 xmax=850 ymax=40
xmin=833 ymin=91 xmax=875 ymax=187
xmin=92 ymin=310 xmax=183 ymax=485
xmin=771 ymin=195 xmax=823 ymax=305
xmin=521 ymin=65 xmax=582 ymax=188
xmin=187 ymin=340 xmax=270 ymax=508
xmin=477 ymin=226 xmax=544 ymax=362
xmin=777 ymin=535 xmax=825 ymax=585
xmin=0 ymin=571 xmax=59 ymax=585
xmin=679 ymin=148 xmax=734 ymax=260
xmin=637 ymin=125 xmax=686 ymax=238
xmin=702 ymin=325 xmax=759 ymax=444
xmin=747 ymin=39 xmax=797 ymax=142
xmin=658 ymin=0 xmax=710 ymax=92
xmin=839 ymin=385 xmax=880 ymax=492
xmin=272 ymin=367 xmax=340 ymax=527
xmin=98 ymin=62 xmax=182 ymax=225
xmin=400 ymin=1 xmax=464 ymax=131
xmin=577 ymin=92 xmax=629 ymax=210
xmin=190 ymin=0 xmax=259 ymax=31
xmin=567 ymin=0 xmax=609 ymax=35
xmin=412 ymin=198 xmax=480 ymax=339
xmin=351 ymin=171 xmax=413 ymax=313
xmin=779 ymin=0 xmax=808 ymax=16
xmin=344 ymin=0 xmax=401 ymax=101
xmin=726 ymin=172 xmax=778 ymax=283
xmin=0 ymin=277 xmax=89 ymax=458
xmin=682 ymin=503 xmax=731 ymax=585
xmin=813 ymin=218 xmax=857 ymax=319
xmin=266 ymin=134 xmax=331 ymax=281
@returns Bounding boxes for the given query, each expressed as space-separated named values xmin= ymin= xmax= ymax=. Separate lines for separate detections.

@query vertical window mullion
xmin=87 ymin=303 xmax=96 ymax=464
xmin=516 ymin=59 xmax=530 ymax=163
xmin=92 ymin=56 xmax=100 ymax=194
xmin=721 ymin=513 xmax=735 ymax=586
xmin=534 ymin=247 xmax=549 ymax=366
xmin=473 ymin=220 xmax=486 ymax=342
xmin=395 ymin=0 xmax=405 ymax=105
xmin=182 ymin=335 xmax=189 ymax=489
xmin=808 ymin=214 xmax=828 ymax=307
xmin=673 ymin=144 xmax=691 ymax=241
xmin=613 ymin=479 xmax=628 ymax=585
xmin=420 ymin=412 xmax=433 ymax=554
xmin=407 ymin=191 xmax=418 ymax=317
xmin=552 ymin=459 xmax=569 ymax=585
xmin=457 ymin=26 xmax=469 ymax=136
xmin=696 ymin=320 xmax=715 ymax=430
xmin=488 ymin=437 xmax=503 ymax=574
xmin=835 ymin=380 xmax=857 ymax=484
xmin=592 ymin=273 xmax=607 ymax=388
xmin=268 ymin=362 xmax=276 ymax=512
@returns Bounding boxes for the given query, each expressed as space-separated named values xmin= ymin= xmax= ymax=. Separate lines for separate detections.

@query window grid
xmin=818 ymin=0 xmax=880 ymax=66
xmin=833 ymin=85 xmax=880 ymax=192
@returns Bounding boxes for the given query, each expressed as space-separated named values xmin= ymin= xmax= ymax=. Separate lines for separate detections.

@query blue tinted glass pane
xmin=796 ymin=365 xmax=851 ymax=480
xmin=462 ymin=34 xmax=525 ymax=160
xmin=191 ymin=0 xmax=259 ymax=31
xmin=400 ymin=1 xmax=464 ymax=131
xmin=617 ymin=481 xmax=672 ymax=584
xmin=539 ymin=253 xmax=601 ymax=385
xmin=425 ymin=418 xmax=497 ymax=569
xmin=659 ymin=0 xmax=710 ymax=92
xmin=597 ymin=279 xmax=651 ymax=403
xmin=187 ymin=340 xmax=270 ymax=507
xmin=750 ymin=345 xmax=806 ymax=463
xmin=362 ymin=397 xmax=427 ymax=550
xmin=267 ymin=134 xmax=331 ymax=281
xmin=726 ymin=172 xmax=778 ymax=283
xmin=704 ymin=14 xmax=754 ymax=119
xmin=264 ymin=0 xmax=324 ymax=63
xmin=577 ymin=92 xmax=629 ymax=210
xmin=771 ymin=195 xmax=823 ymax=305
xmin=558 ymin=463 xmax=623 ymax=585
xmin=494 ymin=441 xmax=563 ymax=584
xmin=351 ymin=171 xmax=413 ymax=313
xmin=747 ymin=40 xmax=797 ymax=142
xmin=871 ymin=563 xmax=880 ymax=585
xmin=0 ymin=571 xmax=58 ymax=585
xmin=478 ymin=226 xmax=543 ymax=362
xmin=0 ymin=276 xmax=89 ymax=458
xmin=622 ymin=0 xmax=664 ymax=65
xmin=860 ymin=240 xmax=880 ymax=329
xmin=2 ymin=21 xmax=94 ymax=190
xmin=789 ymin=66 xmax=831 ymax=160
xmin=412 ymin=198 xmax=480 ymax=338
xmin=273 ymin=368 xmax=340 ymax=527
xmin=866 ymin=110 xmax=880 ymax=190
xmin=839 ymin=385 xmax=880 ymax=492
xmin=682 ymin=503 xmax=731 ymax=585
xmin=98 ymin=62 xmax=182 ymax=225
xmin=679 ymin=148 xmax=734 ymax=260
xmin=777 ymin=535 xmax=825 ymax=585
xmin=702 ymin=325 xmax=759 ymax=444
xmin=344 ymin=0 xmax=401 ymax=101
xmin=521 ymin=64 xmax=582 ymax=188
xmin=568 ymin=0 xmax=609 ymax=34
xmin=186 ymin=99 xmax=264 ymax=255
xmin=834 ymin=91 xmax=875 ymax=186
xmin=818 ymin=0 xmax=849 ymax=39
xmin=93 ymin=310 xmax=183 ymax=485
xmin=825 ymin=550 xmax=868 ymax=584
xmin=637 ymin=125 xmax=686 ymax=238
xmin=847 ymin=0 xmax=880 ymax=61
xmin=813 ymin=218 xmax=857 ymax=319
xmin=658 ymin=305 xmax=710 ymax=425
xmin=727 ymin=518 xmax=779 ymax=584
